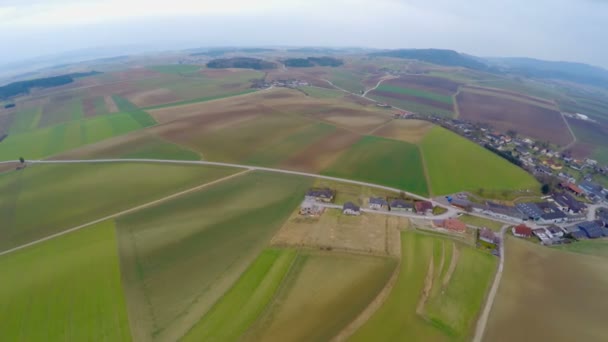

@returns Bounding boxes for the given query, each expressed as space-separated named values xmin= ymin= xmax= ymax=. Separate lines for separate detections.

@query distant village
xmin=252 ymin=79 xmax=310 ymax=89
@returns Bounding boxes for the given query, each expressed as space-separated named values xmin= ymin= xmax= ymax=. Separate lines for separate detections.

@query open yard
xmin=420 ymin=126 xmax=538 ymax=195
xmin=116 ymin=171 xmax=311 ymax=342
xmin=322 ymin=135 xmax=429 ymax=196
xmin=456 ymin=89 xmax=572 ymax=146
xmin=0 ymin=220 xmax=131 ymax=341
xmin=0 ymin=162 xmax=237 ymax=251
xmin=350 ymin=229 xmax=496 ymax=341
xmin=243 ymin=251 xmax=396 ymax=342
xmin=484 ymin=237 xmax=608 ymax=342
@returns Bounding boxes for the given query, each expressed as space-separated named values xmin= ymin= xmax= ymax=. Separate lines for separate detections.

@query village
xmin=299 ymin=182 xmax=608 ymax=257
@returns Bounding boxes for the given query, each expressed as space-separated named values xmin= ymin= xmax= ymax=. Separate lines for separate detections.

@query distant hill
xmin=206 ymin=57 xmax=277 ymax=70
xmin=191 ymin=48 xmax=275 ymax=57
xmin=0 ymin=71 xmax=100 ymax=100
xmin=284 ymin=57 xmax=344 ymax=67
xmin=485 ymin=57 xmax=608 ymax=89
xmin=370 ymin=49 xmax=488 ymax=70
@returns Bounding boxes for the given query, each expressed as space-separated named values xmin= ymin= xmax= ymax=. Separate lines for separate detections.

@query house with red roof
xmin=434 ymin=219 xmax=466 ymax=233
xmin=415 ymin=201 xmax=433 ymax=215
xmin=512 ymin=224 xmax=533 ymax=238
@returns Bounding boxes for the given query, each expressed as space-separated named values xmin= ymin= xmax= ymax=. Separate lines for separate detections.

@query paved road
xmin=473 ymin=224 xmax=509 ymax=342
xmin=0 ymin=170 xmax=250 ymax=257
xmin=27 ymin=158 xmax=458 ymax=215
xmin=314 ymin=202 xmax=455 ymax=220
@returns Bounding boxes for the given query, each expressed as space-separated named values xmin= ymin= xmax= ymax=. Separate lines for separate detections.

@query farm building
xmin=479 ymin=228 xmax=499 ymax=244
xmin=415 ymin=201 xmax=433 ymax=215
xmin=342 ymin=202 xmax=361 ymax=216
xmin=563 ymin=182 xmax=585 ymax=197
xmin=546 ymin=225 xmax=565 ymax=238
xmin=305 ymin=188 xmax=335 ymax=203
xmin=299 ymin=201 xmax=324 ymax=216
xmin=369 ymin=197 xmax=389 ymax=211
xmin=484 ymin=201 xmax=526 ymax=221
xmin=532 ymin=228 xmax=551 ymax=243
xmin=579 ymin=180 xmax=605 ymax=201
xmin=516 ymin=202 xmax=567 ymax=224
xmin=390 ymin=199 xmax=414 ymax=212
xmin=434 ymin=219 xmax=467 ymax=233
xmin=512 ymin=224 xmax=533 ymax=238
xmin=552 ymin=192 xmax=586 ymax=214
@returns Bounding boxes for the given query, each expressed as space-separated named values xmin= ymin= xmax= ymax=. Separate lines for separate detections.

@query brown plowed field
xmin=306 ymin=106 xmax=390 ymax=133
xmin=104 ymin=96 xmax=119 ymax=113
xmin=569 ymin=142 xmax=594 ymax=159
xmin=463 ymin=85 xmax=555 ymax=107
xmin=457 ymin=90 xmax=572 ymax=146
xmin=86 ymin=81 xmax=135 ymax=97
xmin=372 ymin=90 xmax=453 ymax=111
xmin=386 ymin=75 xmax=461 ymax=95
xmin=0 ymin=162 xmax=18 ymax=173
xmin=125 ymin=88 xmax=181 ymax=108
xmin=280 ymin=129 xmax=360 ymax=172
xmin=113 ymin=68 xmax=163 ymax=81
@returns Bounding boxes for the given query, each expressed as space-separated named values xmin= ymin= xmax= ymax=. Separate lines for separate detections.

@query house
xmin=390 ymin=199 xmax=414 ymax=212
xmin=342 ymin=202 xmax=361 ymax=216
xmin=552 ymin=193 xmax=586 ymax=214
xmin=369 ymin=197 xmax=389 ymax=210
xmin=564 ymin=182 xmax=585 ymax=197
xmin=516 ymin=202 xmax=567 ymax=224
xmin=434 ymin=218 xmax=466 ymax=233
xmin=305 ymin=188 xmax=335 ymax=203
xmin=512 ymin=224 xmax=533 ymax=238
xmin=449 ymin=197 xmax=472 ymax=210
xmin=479 ymin=228 xmax=499 ymax=244
xmin=577 ymin=221 xmax=604 ymax=239
xmin=299 ymin=201 xmax=324 ymax=216
xmin=546 ymin=225 xmax=564 ymax=238
xmin=532 ymin=228 xmax=551 ymax=243
xmin=579 ymin=180 xmax=604 ymax=200
xmin=415 ymin=201 xmax=433 ymax=215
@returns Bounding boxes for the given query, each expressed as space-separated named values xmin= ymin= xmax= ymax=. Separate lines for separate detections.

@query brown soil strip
xmin=330 ymin=256 xmax=401 ymax=342
xmin=416 ymin=255 xmax=435 ymax=315
xmin=82 ymin=97 xmax=97 ymax=117
xmin=463 ymin=85 xmax=556 ymax=107
xmin=442 ymin=242 xmax=459 ymax=288
xmin=104 ymin=96 xmax=119 ymax=113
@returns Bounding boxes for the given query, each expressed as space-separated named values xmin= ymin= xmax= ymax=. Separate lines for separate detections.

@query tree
xmin=541 ymin=184 xmax=551 ymax=195
xmin=18 ymin=157 xmax=24 ymax=164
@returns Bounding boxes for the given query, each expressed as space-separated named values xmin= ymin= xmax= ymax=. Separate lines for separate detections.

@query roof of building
xmin=450 ymin=197 xmax=472 ymax=208
xmin=343 ymin=202 xmax=360 ymax=211
xmin=547 ymin=225 xmax=564 ymax=235
xmin=479 ymin=228 xmax=497 ymax=241
xmin=552 ymin=192 xmax=586 ymax=212
xmin=415 ymin=201 xmax=433 ymax=212
xmin=566 ymin=183 xmax=584 ymax=194
xmin=390 ymin=199 xmax=413 ymax=208
xmin=369 ymin=197 xmax=388 ymax=206
xmin=516 ymin=202 xmax=544 ymax=219
xmin=444 ymin=219 xmax=467 ymax=232
xmin=306 ymin=188 xmax=334 ymax=198
xmin=578 ymin=221 xmax=603 ymax=239
xmin=579 ymin=180 xmax=603 ymax=194
xmin=487 ymin=201 xmax=525 ymax=218
xmin=514 ymin=224 xmax=533 ymax=236
xmin=571 ymin=230 xmax=588 ymax=239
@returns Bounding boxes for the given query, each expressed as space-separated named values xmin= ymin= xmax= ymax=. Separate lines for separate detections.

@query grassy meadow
xmin=322 ymin=135 xmax=429 ymax=196
xmin=376 ymin=84 xmax=454 ymax=104
xmin=116 ymin=171 xmax=311 ymax=341
xmin=0 ymin=163 xmax=237 ymax=251
xmin=350 ymin=230 xmax=496 ymax=342
xmin=299 ymin=85 xmax=345 ymax=99
xmin=148 ymin=64 xmax=201 ymax=74
xmin=420 ymin=126 xmax=538 ymax=195
xmin=0 ymin=220 xmax=131 ymax=341
xmin=485 ymin=237 xmax=608 ymax=342
xmin=368 ymin=93 xmax=455 ymax=117
xmin=552 ymin=239 xmax=608 ymax=258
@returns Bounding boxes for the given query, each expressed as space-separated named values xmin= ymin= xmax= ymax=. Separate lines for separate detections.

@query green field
xmin=299 ymin=86 xmax=345 ymax=99
xmin=148 ymin=64 xmax=201 ymax=74
xmin=376 ymin=84 xmax=454 ymax=104
xmin=183 ymin=249 xmax=297 ymax=341
xmin=8 ymin=106 xmax=43 ymax=134
xmin=142 ymin=89 xmax=257 ymax=110
xmin=350 ymin=230 xmax=496 ymax=341
xmin=322 ymin=135 xmax=429 ymax=196
xmin=552 ymin=239 xmax=608 ymax=259
xmin=568 ymin=119 xmax=608 ymax=164
xmin=0 ymin=220 xmax=131 ymax=341
xmin=485 ymin=237 xmax=608 ymax=342
xmin=244 ymin=251 xmax=396 ymax=342
xmin=39 ymin=97 xmax=84 ymax=128
xmin=0 ymin=163 xmax=237 ymax=251
xmin=116 ymin=171 xmax=311 ymax=341
xmin=459 ymin=214 xmax=504 ymax=231
xmin=420 ymin=126 xmax=538 ymax=195
xmin=0 ymin=97 xmax=157 ymax=161
xmin=328 ymin=69 xmax=366 ymax=93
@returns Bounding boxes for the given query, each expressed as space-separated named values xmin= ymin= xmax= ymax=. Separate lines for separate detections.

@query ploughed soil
xmin=125 ymin=88 xmax=181 ymax=108
xmin=82 ymin=97 xmax=97 ymax=117
xmin=457 ymin=90 xmax=572 ymax=146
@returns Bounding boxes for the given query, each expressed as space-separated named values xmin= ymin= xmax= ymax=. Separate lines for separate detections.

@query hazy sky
xmin=0 ymin=0 xmax=606 ymax=68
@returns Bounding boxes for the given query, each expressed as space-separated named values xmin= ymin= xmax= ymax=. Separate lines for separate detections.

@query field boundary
xmin=0 ymin=169 xmax=250 ymax=257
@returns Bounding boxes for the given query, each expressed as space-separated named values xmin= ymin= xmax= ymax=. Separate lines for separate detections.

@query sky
xmin=0 ymin=0 xmax=606 ymax=68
